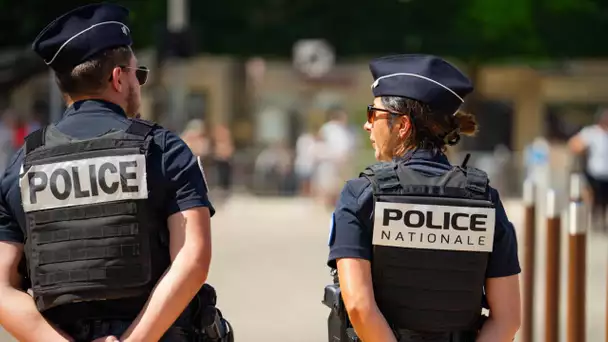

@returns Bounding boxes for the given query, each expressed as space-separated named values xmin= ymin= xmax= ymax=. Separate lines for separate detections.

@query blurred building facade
xmin=9 ymin=54 xmax=608 ymax=149
xmin=6 ymin=53 xmax=608 ymax=196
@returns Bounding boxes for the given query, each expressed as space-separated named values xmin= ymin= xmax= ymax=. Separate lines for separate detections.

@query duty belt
xmin=394 ymin=329 xmax=477 ymax=342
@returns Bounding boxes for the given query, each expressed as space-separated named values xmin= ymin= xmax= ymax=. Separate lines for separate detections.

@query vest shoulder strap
xmin=24 ymin=126 xmax=47 ymax=154
xmin=126 ymin=118 xmax=157 ymax=138
xmin=464 ymin=167 xmax=489 ymax=194
xmin=360 ymin=162 xmax=400 ymax=193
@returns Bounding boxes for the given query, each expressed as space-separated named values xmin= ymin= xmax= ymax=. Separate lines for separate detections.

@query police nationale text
xmin=372 ymin=202 xmax=496 ymax=252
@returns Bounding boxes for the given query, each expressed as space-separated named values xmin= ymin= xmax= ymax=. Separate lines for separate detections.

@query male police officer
xmin=0 ymin=4 xmax=231 ymax=342
xmin=323 ymin=55 xmax=521 ymax=342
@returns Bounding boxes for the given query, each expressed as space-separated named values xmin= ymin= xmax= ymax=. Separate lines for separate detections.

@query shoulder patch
xmin=328 ymin=212 xmax=336 ymax=246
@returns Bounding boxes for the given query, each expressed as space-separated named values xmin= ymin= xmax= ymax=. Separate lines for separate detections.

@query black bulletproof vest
xmin=20 ymin=119 xmax=170 ymax=313
xmin=361 ymin=160 xmax=495 ymax=333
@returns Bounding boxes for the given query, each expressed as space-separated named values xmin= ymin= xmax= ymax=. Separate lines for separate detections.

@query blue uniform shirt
xmin=327 ymin=149 xmax=521 ymax=279
xmin=0 ymin=99 xmax=215 ymax=244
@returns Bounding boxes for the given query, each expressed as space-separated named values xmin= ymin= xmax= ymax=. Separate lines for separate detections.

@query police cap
xmin=370 ymin=54 xmax=473 ymax=114
xmin=32 ymin=3 xmax=132 ymax=72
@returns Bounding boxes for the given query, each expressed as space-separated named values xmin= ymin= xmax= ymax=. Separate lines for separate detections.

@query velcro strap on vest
xmin=31 ymin=202 xmax=137 ymax=224
xmin=360 ymin=162 xmax=399 ymax=193
xmin=25 ymin=126 xmax=47 ymax=154
xmin=376 ymin=165 xmax=401 ymax=192
xmin=465 ymin=168 xmax=488 ymax=194
xmin=37 ymin=224 xmax=139 ymax=244
xmin=25 ymin=139 xmax=146 ymax=164
xmin=24 ymin=120 xmax=155 ymax=164
xmin=126 ymin=119 xmax=156 ymax=138
xmin=37 ymin=266 xmax=144 ymax=286
xmin=39 ymin=244 xmax=141 ymax=265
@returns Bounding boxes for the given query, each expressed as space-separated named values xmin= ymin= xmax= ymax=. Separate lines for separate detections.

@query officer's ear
xmin=396 ymin=115 xmax=411 ymax=140
xmin=109 ymin=66 xmax=124 ymax=92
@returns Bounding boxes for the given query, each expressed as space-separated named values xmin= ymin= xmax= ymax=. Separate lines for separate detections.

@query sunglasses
xmin=366 ymin=105 xmax=404 ymax=124
xmin=109 ymin=65 xmax=149 ymax=85
xmin=120 ymin=65 xmax=149 ymax=85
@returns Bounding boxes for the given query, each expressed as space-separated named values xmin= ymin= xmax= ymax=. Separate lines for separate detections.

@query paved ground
xmin=1 ymin=194 xmax=606 ymax=341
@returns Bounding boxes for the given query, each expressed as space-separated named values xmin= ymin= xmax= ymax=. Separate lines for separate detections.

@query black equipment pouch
xmin=193 ymin=284 xmax=234 ymax=342
xmin=322 ymin=277 xmax=359 ymax=342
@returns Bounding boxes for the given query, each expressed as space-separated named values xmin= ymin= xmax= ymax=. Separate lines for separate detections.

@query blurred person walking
xmin=315 ymin=107 xmax=356 ymax=208
xmin=181 ymin=119 xmax=211 ymax=159
xmin=568 ymin=108 xmax=608 ymax=232
xmin=212 ymin=124 xmax=235 ymax=196
xmin=295 ymin=128 xmax=320 ymax=197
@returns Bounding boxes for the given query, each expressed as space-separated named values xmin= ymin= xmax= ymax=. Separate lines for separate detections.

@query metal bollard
xmin=522 ymin=179 xmax=536 ymax=342
xmin=567 ymin=173 xmax=586 ymax=342
xmin=544 ymin=189 xmax=561 ymax=342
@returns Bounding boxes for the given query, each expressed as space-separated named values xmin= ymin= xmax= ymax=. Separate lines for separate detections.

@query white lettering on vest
xmin=20 ymin=155 xmax=148 ymax=212
xmin=372 ymin=202 xmax=496 ymax=252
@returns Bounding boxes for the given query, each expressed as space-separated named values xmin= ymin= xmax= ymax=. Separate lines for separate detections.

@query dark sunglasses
xmin=121 ymin=65 xmax=149 ymax=85
xmin=109 ymin=65 xmax=150 ymax=85
xmin=366 ymin=105 xmax=404 ymax=124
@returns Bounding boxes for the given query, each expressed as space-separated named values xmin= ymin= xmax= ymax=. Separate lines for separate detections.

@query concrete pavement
xmin=1 ymin=195 xmax=606 ymax=341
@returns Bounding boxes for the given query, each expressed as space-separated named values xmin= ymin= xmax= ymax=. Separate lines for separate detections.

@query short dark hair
xmin=381 ymin=96 xmax=478 ymax=151
xmin=54 ymin=46 xmax=132 ymax=96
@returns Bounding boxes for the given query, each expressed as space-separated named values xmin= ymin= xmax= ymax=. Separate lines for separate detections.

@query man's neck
xmin=65 ymin=94 xmax=124 ymax=111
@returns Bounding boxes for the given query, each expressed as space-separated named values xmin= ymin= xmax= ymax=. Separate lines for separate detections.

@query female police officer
xmin=327 ymin=55 xmax=521 ymax=342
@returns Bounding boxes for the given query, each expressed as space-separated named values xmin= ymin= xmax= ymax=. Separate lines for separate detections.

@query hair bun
xmin=453 ymin=110 xmax=478 ymax=136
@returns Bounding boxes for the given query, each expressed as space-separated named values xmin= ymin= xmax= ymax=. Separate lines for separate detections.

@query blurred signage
xmin=292 ymin=39 xmax=335 ymax=79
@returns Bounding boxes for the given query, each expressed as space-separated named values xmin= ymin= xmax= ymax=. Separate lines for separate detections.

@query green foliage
xmin=1 ymin=0 xmax=607 ymax=60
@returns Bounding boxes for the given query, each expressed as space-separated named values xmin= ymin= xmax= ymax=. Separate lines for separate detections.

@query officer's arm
xmin=120 ymin=131 xmax=212 ymax=342
xmin=0 ymin=242 xmax=73 ymax=342
xmin=477 ymin=275 xmax=521 ymax=342
xmin=477 ymin=189 xmax=522 ymax=341
xmin=0 ymin=154 xmax=73 ymax=341
xmin=121 ymin=208 xmax=211 ymax=342
xmin=337 ymin=258 xmax=398 ymax=342
xmin=329 ymin=180 xmax=397 ymax=342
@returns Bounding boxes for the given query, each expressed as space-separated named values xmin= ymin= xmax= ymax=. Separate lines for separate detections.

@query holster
xmin=322 ymin=284 xmax=358 ymax=342
xmin=192 ymin=284 xmax=235 ymax=342
xmin=321 ymin=281 xmax=487 ymax=342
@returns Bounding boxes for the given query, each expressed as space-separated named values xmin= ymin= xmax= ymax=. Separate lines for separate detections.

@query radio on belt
xmin=19 ymin=154 xmax=148 ymax=213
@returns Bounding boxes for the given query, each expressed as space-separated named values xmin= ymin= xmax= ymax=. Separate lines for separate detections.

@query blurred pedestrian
xmin=315 ymin=106 xmax=356 ymax=208
xmin=181 ymin=118 xmax=211 ymax=159
xmin=568 ymin=108 xmax=608 ymax=232
xmin=212 ymin=124 xmax=235 ymax=195
xmin=294 ymin=128 xmax=319 ymax=196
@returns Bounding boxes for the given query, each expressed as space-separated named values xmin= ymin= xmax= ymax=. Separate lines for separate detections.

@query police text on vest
xmin=372 ymin=202 xmax=495 ymax=252
xmin=20 ymin=155 xmax=148 ymax=212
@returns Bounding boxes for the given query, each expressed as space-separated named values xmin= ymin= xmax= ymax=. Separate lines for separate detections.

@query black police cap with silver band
xmin=369 ymin=54 xmax=474 ymax=116
xmin=32 ymin=3 xmax=132 ymax=72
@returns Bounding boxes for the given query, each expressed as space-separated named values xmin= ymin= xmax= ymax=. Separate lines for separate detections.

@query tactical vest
xmin=361 ymin=160 xmax=495 ymax=333
xmin=19 ymin=120 xmax=170 ymax=313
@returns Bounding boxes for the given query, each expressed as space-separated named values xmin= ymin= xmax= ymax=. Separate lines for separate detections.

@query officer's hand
xmin=91 ymin=336 xmax=119 ymax=342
